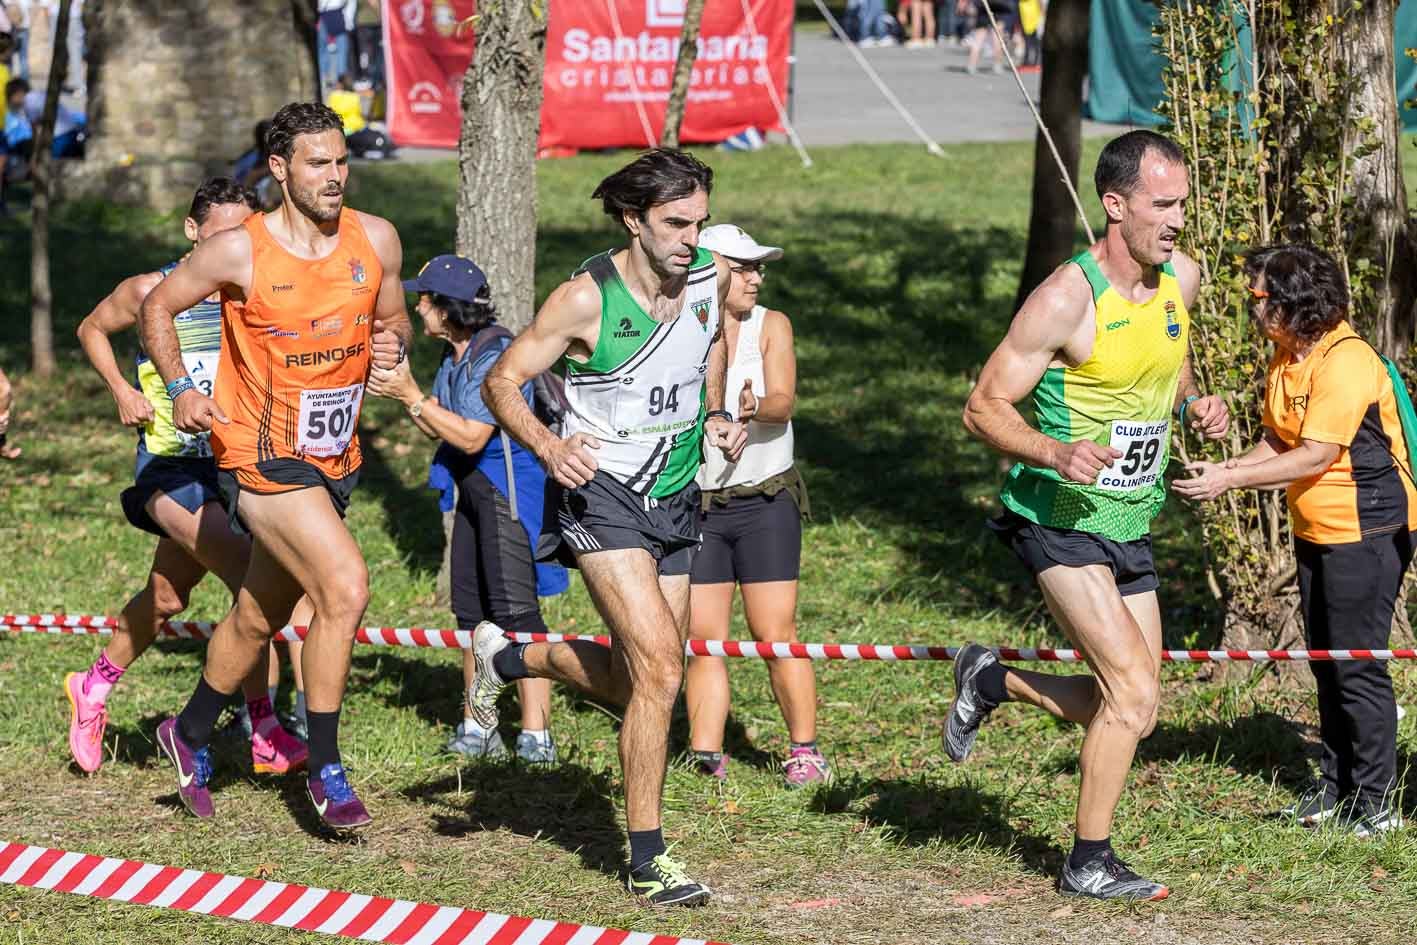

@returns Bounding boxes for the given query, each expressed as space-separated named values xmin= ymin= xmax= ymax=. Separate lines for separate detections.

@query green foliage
xmin=1156 ymin=0 xmax=1380 ymax=641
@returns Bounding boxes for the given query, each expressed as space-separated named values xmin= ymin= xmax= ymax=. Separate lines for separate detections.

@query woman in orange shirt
xmin=1176 ymin=244 xmax=1415 ymax=838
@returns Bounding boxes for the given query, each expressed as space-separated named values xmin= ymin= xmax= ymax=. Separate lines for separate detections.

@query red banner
xmin=384 ymin=0 xmax=793 ymax=151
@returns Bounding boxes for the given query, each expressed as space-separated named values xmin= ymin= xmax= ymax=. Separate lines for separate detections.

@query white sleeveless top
xmin=698 ymin=305 xmax=795 ymax=490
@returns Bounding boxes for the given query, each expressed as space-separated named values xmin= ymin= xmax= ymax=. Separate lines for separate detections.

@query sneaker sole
xmin=253 ymin=755 xmax=308 ymax=776
xmin=1058 ymin=884 xmax=1169 ymax=902
xmin=634 ymin=888 xmax=711 ymax=908
xmin=65 ymin=673 xmax=102 ymax=774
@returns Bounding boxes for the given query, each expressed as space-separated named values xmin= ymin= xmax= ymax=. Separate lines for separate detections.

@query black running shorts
xmin=538 ymin=474 xmax=701 ymax=576
xmin=989 ymin=509 xmax=1159 ymax=597
xmin=691 ymin=491 xmax=802 ymax=585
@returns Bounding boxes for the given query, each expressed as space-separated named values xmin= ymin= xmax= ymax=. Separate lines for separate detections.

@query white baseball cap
xmin=698 ymin=224 xmax=783 ymax=263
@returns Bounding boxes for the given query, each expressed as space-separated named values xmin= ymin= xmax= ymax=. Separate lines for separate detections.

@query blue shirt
xmin=427 ymin=333 xmax=568 ymax=598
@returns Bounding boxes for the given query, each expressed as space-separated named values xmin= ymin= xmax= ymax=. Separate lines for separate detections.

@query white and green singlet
xmin=561 ymin=248 xmax=721 ymax=498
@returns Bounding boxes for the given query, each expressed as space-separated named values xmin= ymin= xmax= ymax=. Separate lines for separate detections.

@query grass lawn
xmin=2 ymin=139 xmax=1417 ymax=945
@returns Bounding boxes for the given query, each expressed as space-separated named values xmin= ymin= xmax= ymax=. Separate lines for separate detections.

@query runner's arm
xmin=361 ymin=213 xmax=413 ymax=367
xmin=963 ymin=266 xmax=1120 ymax=483
xmin=77 ymin=272 xmax=161 ymax=426
xmin=753 ymin=309 xmax=796 ymax=423
xmin=139 ymin=228 xmax=248 ymax=388
xmin=484 ymin=278 xmax=600 ymax=461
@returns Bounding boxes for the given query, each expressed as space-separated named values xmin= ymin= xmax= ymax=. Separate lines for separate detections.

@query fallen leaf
xmin=1372 ymin=867 xmax=1389 ymax=880
xmin=253 ymin=863 xmax=277 ymax=879
xmin=723 ymin=800 xmax=741 ymax=815
xmin=951 ymin=893 xmax=999 ymax=907
xmin=400 ymin=860 xmax=418 ymax=876
xmin=394 ymin=442 xmax=413 ymax=457
xmin=1049 ymin=905 xmax=1074 ymax=918
xmin=786 ymin=898 xmax=841 ymax=911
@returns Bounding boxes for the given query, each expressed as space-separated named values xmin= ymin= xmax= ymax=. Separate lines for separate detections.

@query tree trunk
xmin=28 ymin=0 xmax=73 ymax=379
xmin=1012 ymin=0 xmax=1090 ymax=312
xmin=1337 ymin=0 xmax=1416 ymax=358
xmin=455 ymin=0 xmax=549 ymax=332
xmin=75 ymin=0 xmax=315 ymax=210
xmin=661 ymin=0 xmax=708 ymax=148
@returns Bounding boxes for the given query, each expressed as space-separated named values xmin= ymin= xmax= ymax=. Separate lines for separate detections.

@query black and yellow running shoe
xmin=626 ymin=853 xmax=711 ymax=907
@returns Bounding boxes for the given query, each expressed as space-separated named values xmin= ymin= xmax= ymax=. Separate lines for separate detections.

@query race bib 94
xmin=1097 ymin=419 xmax=1169 ymax=491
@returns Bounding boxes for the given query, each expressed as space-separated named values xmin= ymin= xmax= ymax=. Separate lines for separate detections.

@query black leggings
xmin=1296 ymin=528 xmax=1415 ymax=807
xmin=451 ymin=468 xmax=549 ymax=636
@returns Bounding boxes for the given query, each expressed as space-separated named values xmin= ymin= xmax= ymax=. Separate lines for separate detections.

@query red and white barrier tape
xmin=6 ymin=613 xmax=1417 ymax=663
xmin=0 ymin=840 xmax=727 ymax=945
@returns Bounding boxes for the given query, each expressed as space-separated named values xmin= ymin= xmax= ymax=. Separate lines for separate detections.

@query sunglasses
xmin=728 ymin=262 xmax=767 ymax=276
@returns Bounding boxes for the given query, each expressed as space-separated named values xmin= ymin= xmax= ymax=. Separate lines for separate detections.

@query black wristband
xmin=704 ymin=409 xmax=732 ymax=423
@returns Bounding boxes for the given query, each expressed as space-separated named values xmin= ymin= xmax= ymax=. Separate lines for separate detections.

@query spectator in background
xmin=316 ymin=0 xmax=356 ymax=94
xmin=849 ymin=0 xmax=896 ymax=48
xmin=1019 ymin=0 xmax=1043 ymax=70
xmin=0 ymin=35 xmax=11 ymax=215
xmin=5 ymin=2 xmax=28 ymax=80
xmin=326 ymin=73 xmax=394 ymax=159
xmin=905 ymin=0 xmax=935 ymax=47
xmin=368 ymin=255 xmax=569 ymax=763
xmin=683 ymin=225 xmax=828 ymax=788
xmin=354 ymin=0 xmax=383 ymax=89
xmin=965 ymin=0 xmax=1017 ymax=74
xmin=6 ymin=77 xmax=85 ymax=159
xmin=1175 ymin=245 xmax=1415 ymax=837
xmin=231 ymin=120 xmax=280 ymax=210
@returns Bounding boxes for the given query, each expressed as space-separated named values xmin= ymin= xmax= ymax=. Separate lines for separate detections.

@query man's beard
xmin=290 ymin=180 xmax=342 ymax=224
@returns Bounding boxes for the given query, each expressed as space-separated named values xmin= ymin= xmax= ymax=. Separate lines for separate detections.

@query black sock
xmin=976 ymin=661 xmax=1010 ymax=708
xmin=790 ymin=740 xmax=818 ymax=752
xmin=492 ymin=643 xmax=529 ymax=681
xmin=306 ymin=708 xmax=342 ymax=774
xmin=1068 ymin=836 xmax=1112 ymax=870
xmin=177 ymin=676 xmax=236 ymax=748
xmin=628 ymin=828 xmax=666 ymax=870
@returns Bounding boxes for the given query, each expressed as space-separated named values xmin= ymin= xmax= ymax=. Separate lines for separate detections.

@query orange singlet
xmin=212 ymin=208 xmax=381 ymax=494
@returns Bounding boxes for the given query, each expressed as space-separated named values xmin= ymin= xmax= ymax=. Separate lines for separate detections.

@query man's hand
xmin=114 ymin=386 xmax=156 ymax=427
xmin=1051 ymin=440 xmax=1123 ymax=485
xmin=706 ymin=416 xmax=748 ymax=463
xmin=371 ymin=319 xmax=404 ymax=371
xmin=172 ymin=390 xmax=230 ymax=435
xmin=1172 ymin=460 xmax=1234 ymax=502
xmin=368 ymin=358 xmax=419 ymax=404
xmin=541 ymin=432 xmax=601 ymax=488
xmin=737 ymin=379 xmax=758 ymax=422
xmin=1185 ymin=394 xmax=1229 ymax=440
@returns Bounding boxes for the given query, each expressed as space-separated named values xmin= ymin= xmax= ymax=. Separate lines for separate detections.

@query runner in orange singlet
xmin=139 ymin=102 xmax=412 ymax=830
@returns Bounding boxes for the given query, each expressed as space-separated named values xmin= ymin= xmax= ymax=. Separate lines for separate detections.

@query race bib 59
xmin=1097 ymin=419 xmax=1168 ymax=491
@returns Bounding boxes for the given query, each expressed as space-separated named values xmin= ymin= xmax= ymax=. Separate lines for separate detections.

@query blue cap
xmin=402 ymin=254 xmax=488 ymax=302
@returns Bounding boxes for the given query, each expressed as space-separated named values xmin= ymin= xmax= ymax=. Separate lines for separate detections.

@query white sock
xmin=520 ymin=728 xmax=551 ymax=743
xmin=462 ymin=716 xmax=494 ymax=734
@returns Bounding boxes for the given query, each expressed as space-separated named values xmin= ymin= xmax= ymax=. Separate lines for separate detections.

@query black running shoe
xmin=1058 ymin=850 xmax=1169 ymax=901
xmin=1280 ymin=783 xmax=1341 ymax=827
xmin=1335 ymin=797 xmax=1405 ymax=839
xmin=626 ymin=853 xmax=711 ymax=907
xmin=943 ymin=643 xmax=1000 ymax=762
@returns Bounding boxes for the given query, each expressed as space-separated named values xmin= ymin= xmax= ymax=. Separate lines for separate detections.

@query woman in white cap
xmin=684 ymin=225 xmax=829 ymax=787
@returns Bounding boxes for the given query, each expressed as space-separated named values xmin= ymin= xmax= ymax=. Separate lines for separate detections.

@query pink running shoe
xmin=65 ymin=672 xmax=107 ymax=773
xmin=250 ymin=723 xmax=309 ymax=775
xmin=783 ymin=746 xmax=832 ymax=789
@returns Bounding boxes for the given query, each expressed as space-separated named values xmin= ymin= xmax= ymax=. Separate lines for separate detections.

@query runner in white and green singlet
xmin=474 ymin=149 xmax=746 ymax=908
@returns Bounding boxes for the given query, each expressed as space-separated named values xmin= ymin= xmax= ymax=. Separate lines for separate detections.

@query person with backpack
xmin=1175 ymin=243 xmax=1417 ymax=838
xmin=369 ymin=254 xmax=569 ymax=763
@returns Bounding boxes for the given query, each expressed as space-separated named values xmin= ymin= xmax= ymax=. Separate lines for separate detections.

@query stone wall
xmin=71 ymin=0 xmax=317 ymax=210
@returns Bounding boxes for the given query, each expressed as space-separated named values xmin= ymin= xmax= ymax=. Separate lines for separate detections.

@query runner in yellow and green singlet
xmin=951 ymin=131 xmax=1230 ymax=901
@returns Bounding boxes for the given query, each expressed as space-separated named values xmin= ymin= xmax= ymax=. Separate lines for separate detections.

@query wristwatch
xmin=408 ymin=395 xmax=427 ymax=418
